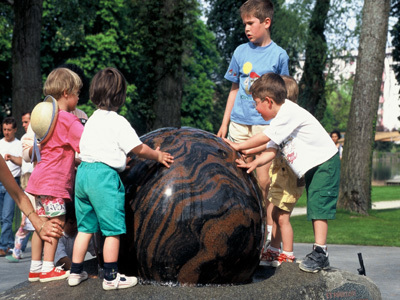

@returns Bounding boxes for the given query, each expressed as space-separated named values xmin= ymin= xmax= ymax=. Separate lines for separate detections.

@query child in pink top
xmin=25 ymin=68 xmax=84 ymax=282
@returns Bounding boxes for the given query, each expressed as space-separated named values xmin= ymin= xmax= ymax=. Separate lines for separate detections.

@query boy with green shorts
xmin=224 ymin=73 xmax=340 ymax=273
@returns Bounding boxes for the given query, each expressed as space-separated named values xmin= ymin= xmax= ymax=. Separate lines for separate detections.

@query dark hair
xmin=2 ymin=116 xmax=17 ymax=129
xmin=21 ymin=111 xmax=31 ymax=117
xmin=240 ymin=0 xmax=274 ymax=24
xmin=90 ymin=67 xmax=127 ymax=110
xmin=330 ymin=130 xmax=341 ymax=139
xmin=250 ymin=73 xmax=287 ymax=104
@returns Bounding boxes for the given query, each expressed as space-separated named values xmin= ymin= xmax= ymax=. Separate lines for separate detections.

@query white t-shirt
xmin=265 ymin=100 xmax=338 ymax=178
xmin=0 ymin=138 xmax=22 ymax=177
xmin=79 ymin=109 xmax=142 ymax=172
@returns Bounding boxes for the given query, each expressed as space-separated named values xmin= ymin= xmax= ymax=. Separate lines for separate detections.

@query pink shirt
xmin=26 ymin=110 xmax=84 ymax=200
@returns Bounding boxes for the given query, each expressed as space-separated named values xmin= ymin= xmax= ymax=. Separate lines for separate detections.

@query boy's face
xmin=2 ymin=123 xmax=17 ymax=142
xmin=253 ymin=97 xmax=274 ymax=121
xmin=241 ymin=14 xmax=270 ymax=46
xmin=21 ymin=113 xmax=30 ymax=132
xmin=66 ymin=90 xmax=80 ymax=112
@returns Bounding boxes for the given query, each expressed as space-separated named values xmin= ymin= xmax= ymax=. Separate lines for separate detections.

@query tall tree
xmin=297 ymin=0 xmax=330 ymax=121
xmin=2 ymin=0 xmax=43 ymax=137
xmin=338 ymin=0 xmax=391 ymax=214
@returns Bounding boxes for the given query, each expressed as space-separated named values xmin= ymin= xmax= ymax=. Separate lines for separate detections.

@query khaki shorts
xmin=228 ymin=121 xmax=268 ymax=143
xmin=267 ymin=155 xmax=305 ymax=213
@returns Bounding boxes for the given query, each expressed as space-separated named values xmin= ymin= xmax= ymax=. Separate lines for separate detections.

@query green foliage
xmin=298 ymin=0 xmax=330 ymax=120
xmin=391 ymin=0 xmax=400 ymax=84
xmin=321 ymin=77 xmax=353 ymax=132
xmin=181 ymin=16 xmax=221 ymax=132
xmin=0 ymin=3 xmax=13 ymax=120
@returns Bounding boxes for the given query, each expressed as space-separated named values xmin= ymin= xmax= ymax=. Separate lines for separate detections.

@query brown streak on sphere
xmin=119 ymin=127 xmax=263 ymax=285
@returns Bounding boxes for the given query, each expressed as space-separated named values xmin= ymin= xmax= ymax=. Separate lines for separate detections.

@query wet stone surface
xmin=119 ymin=127 xmax=264 ymax=285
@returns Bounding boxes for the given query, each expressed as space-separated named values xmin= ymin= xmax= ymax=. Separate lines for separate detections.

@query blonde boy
xmin=217 ymin=0 xmax=289 ymax=252
xmin=25 ymin=68 xmax=84 ymax=282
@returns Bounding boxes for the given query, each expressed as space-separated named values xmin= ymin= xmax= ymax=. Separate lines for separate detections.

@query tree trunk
xmin=338 ymin=0 xmax=390 ymax=214
xmin=298 ymin=0 xmax=329 ymax=121
xmin=150 ymin=0 xmax=184 ymax=131
xmin=12 ymin=0 xmax=43 ymax=138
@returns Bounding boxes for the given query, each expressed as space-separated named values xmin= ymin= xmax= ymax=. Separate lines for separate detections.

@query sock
xmin=70 ymin=262 xmax=84 ymax=275
xmin=41 ymin=261 xmax=55 ymax=273
xmin=103 ymin=262 xmax=118 ymax=281
xmin=314 ymin=244 xmax=328 ymax=255
xmin=282 ymin=250 xmax=294 ymax=257
xmin=267 ymin=225 xmax=272 ymax=241
xmin=30 ymin=260 xmax=42 ymax=273
xmin=268 ymin=246 xmax=280 ymax=253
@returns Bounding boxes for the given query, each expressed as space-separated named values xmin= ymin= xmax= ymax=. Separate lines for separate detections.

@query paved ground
xmin=1 ymin=201 xmax=399 ymax=299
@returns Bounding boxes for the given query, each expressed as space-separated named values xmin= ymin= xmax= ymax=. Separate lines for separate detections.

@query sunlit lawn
xmin=293 ymin=186 xmax=400 ymax=247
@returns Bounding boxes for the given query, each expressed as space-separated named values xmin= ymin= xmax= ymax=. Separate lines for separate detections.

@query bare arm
xmin=217 ymin=82 xmax=239 ymax=138
xmin=0 ymin=155 xmax=63 ymax=242
xmin=223 ymin=132 xmax=271 ymax=152
xmin=131 ymin=144 xmax=174 ymax=168
xmin=4 ymin=154 xmax=22 ymax=166
xmin=236 ymin=148 xmax=277 ymax=173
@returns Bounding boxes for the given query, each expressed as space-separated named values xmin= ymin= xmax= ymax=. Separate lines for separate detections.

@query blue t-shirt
xmin=224 ymin=41 xmax=289 ymax=125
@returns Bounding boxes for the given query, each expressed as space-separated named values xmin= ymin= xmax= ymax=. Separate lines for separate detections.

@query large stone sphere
xmin=119 ymin=127 xmax=263 ymax=285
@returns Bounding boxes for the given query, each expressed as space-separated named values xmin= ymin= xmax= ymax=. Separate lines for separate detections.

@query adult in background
xmin=0 ymin=117 xmax=22 ymax=256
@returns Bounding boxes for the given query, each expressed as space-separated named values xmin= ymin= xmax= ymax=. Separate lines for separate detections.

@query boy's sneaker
xmin=68 ymin=271 xmax=88 ymax=286
xmin=299 ymin=246 xmax=330 ymax=273
xmin=39 ymin=266 xmax=70 ymax=282
xmin=272 ymin=253 xmax=296 ymax=267
xmin=102 ymin=273 xmax=138 ymax=290
xmin=260 ymin=248 xmax=279 ymax=266
xmin=28 ymin=272 xmax=41 ymax=282
xmin=5 ymin=254 xmax=20 ymax=263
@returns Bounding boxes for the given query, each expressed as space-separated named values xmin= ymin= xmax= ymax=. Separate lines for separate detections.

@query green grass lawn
xmin=296 ymin=185 xmax=400 ymax=207
xmin=293 ymin=186 xmax=400 ymax=247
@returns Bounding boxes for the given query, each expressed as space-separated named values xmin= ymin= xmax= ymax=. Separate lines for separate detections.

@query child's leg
xmin=270 ymin=206 xmax=282 ymax=249
xmin=312 ymin=219 xmax=328 ymax=246
xmin=42 ymin=215 xmax=65 ymax=265
xmin=256 ymin=161 xmax=272 ymax=245
xmin=72 ymin=232 xmax=94 ymax=264
xmin=28 ymin=227 xmax=44 ymax=281
xmin=103 ymin=235 xmax=120 ymax=263
xmin=276 ymin=210 xmax=293 ymax=252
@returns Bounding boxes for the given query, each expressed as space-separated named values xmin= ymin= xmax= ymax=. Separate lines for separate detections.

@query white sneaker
xmin=68 ymin=271 xmax=88 ymax=286
xmin=102 ymin=273 xmax=138 ymax=290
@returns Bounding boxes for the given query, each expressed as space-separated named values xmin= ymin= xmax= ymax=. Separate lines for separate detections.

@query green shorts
xmin=75 ymin=162 xmax=126 ymax=236
xmin=305 ymin=153 xmax=340 ymax=221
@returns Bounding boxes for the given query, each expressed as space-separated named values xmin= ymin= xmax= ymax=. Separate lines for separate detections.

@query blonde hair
xmin=43 ymin=68 xmax=82 ymax=100
xmin=281 ymin=75 xmax=299 ymax=103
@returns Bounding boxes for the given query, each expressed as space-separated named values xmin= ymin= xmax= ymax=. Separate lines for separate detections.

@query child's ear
xmin=263 ymin=18 xmax=271 ymax=29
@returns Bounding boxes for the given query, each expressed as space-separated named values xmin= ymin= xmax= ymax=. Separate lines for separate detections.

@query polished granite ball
xmin=119 ymin=127 xmax=263 ymax=285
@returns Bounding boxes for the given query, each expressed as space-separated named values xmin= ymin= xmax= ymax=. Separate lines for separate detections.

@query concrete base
xmin=0 ymin=259 xmax=381 ymax=300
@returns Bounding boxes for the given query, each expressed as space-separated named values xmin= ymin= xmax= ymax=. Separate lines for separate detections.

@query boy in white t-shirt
xmin=224 ymin=72 xmax=340 ymax=273
xmin=68 ymin=67 xmax=174 ymax=290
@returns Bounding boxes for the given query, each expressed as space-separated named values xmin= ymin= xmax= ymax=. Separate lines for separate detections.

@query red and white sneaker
xmin=39 ymin=265 xmax=70 ymax=282
xmin=102 ymin=273 xmax=138 ymax=290
xmin=272 ymin=253 xmax=296 ymax=267
xmin=28 ymin=272 xmax=41 ymax=282
xmin=260 ymin=248 xmax=279 ymax=266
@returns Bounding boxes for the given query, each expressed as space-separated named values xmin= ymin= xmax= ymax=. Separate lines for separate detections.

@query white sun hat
xmin=30 ymin=95 xmax=59 ymax=144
